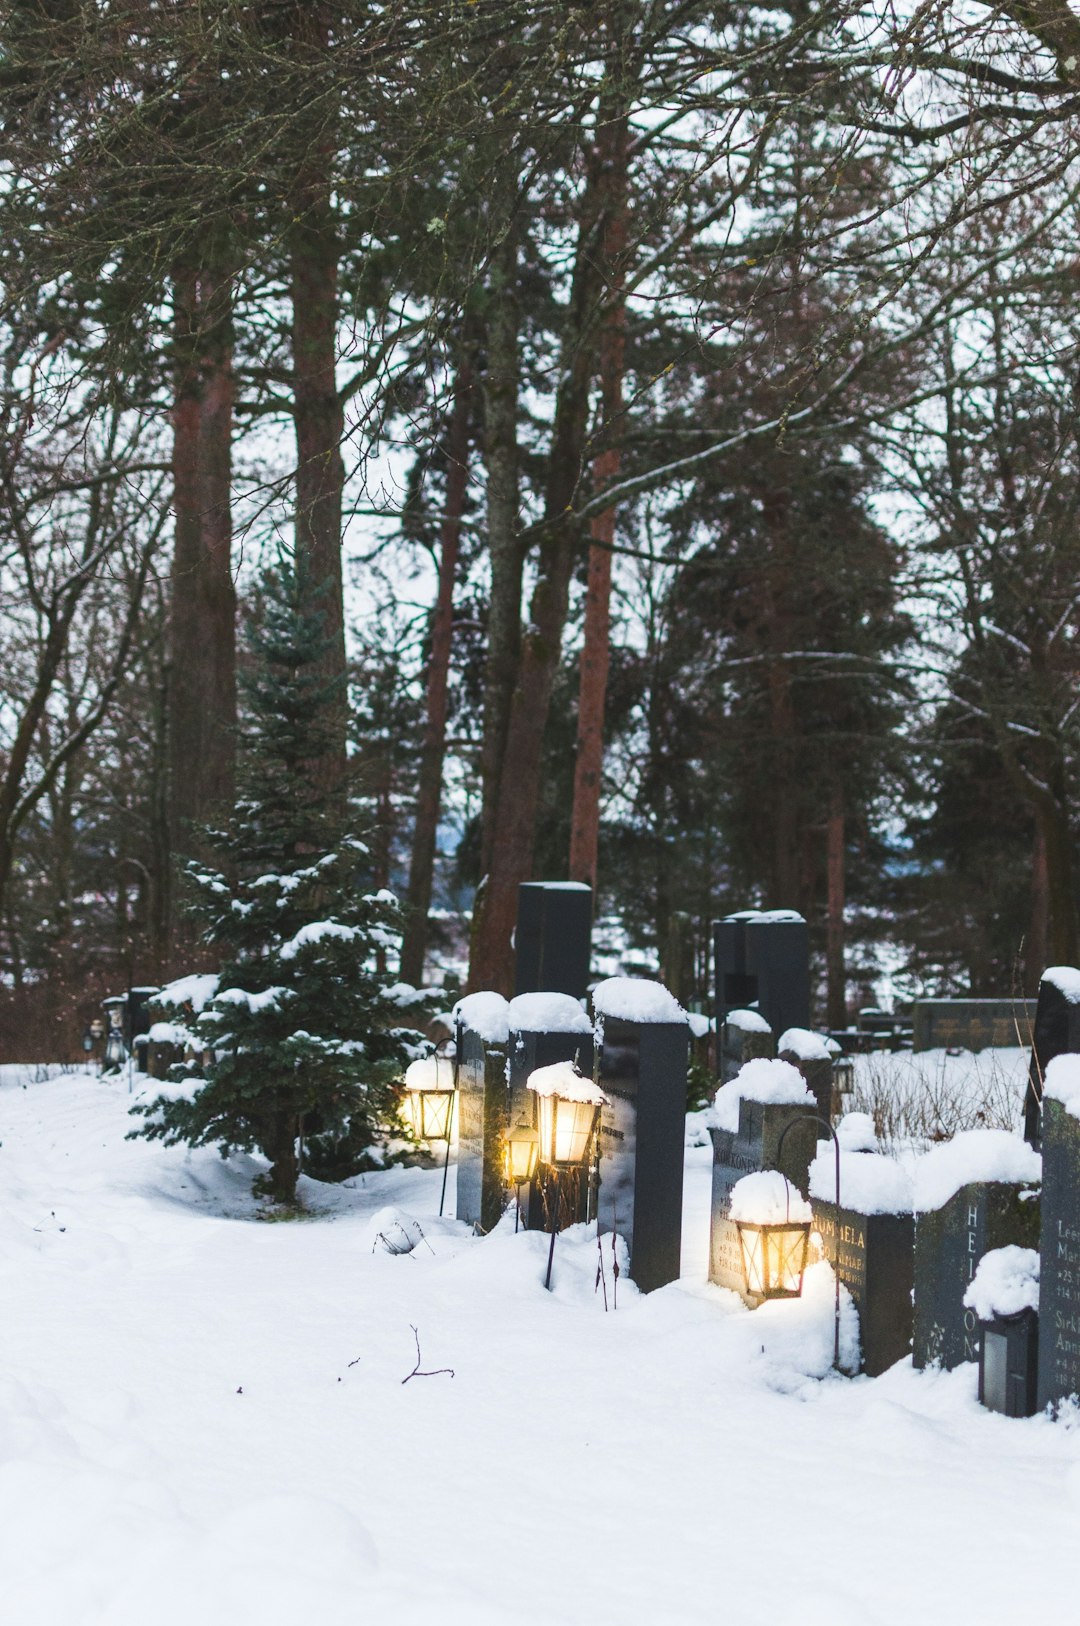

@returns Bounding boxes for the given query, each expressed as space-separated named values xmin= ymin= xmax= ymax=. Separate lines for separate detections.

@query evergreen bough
xmin=132 ymin=550 xmax=421 ymax=1204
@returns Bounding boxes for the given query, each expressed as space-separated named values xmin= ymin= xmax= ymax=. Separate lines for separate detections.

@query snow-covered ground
xmin=2 ymin=1068 xmax=1078 ymax=1626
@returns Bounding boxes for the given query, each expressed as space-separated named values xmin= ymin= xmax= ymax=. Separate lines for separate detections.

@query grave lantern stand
xmin=454 ymin=1014 xmax=510 ymax=1235
xmin=402 ymin=1056 xmax=458 ymax=1218
xmin=734 ymin=1204 xmax=811 ymax=1299
xmin=979 ymin=1309 xmax=1039 ymax=1418
xmin=506 ymin=994 xmax=595 ymax=1233
xmin=527 ymin=1065 xmax=606 ymax=1290
xmin=504 ymin=1124 xmax=540 ymax=1231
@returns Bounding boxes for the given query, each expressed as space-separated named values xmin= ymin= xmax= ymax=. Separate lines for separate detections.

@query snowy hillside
xmin=1 ymin=1068 xmax=1077 ymax=1626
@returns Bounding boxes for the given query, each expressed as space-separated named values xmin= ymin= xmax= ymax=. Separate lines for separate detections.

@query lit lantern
xmin=527 ymin=1061 xmax=607 ymax=1169
xmin=504 ymin=1123 xmax=540 ymax=1187
xmin=730 ymin=1170 xmax=812 ymax=1300
xmin=402 ymin=1056 xmax=457 ymax=1142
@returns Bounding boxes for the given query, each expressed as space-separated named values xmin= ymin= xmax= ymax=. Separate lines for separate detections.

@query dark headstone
xmin=913 ymin=1183 xmax=1040 ymax=1370
xmin=980 ymin=1310 xmax=1038 ymax=1417
xmin=596 ymin=1015 xmax=688 ymax=1293
xmin=719 ymin=1014 xmax=774 ymax=1083
xmin=514 ymin=883 xmax=592 ymax=1001
xmin=778 ymin=1041 xmax=835 ymax=1125
xmin=509 ymin=1020 xmax=594 ymax=1233
xmin=1025 ymin=972 xmax=1080 ymax=1147
xmin=127 ymin=987 xmax=158 ymax=1044
xmin=455 ymin=1025 xmax=509 ymax=1235
xmin=1037 ymin=1097 xmax=1080 ymax=1409
xmin=812 ymin=1201 xmax=913 ymax=1375
xmin=713 ymin=911 xmax=810 ymax=1037
xmin=708 ymin=1098 xmax=817 ymax=1303
xmin=912 ymin=998 xmax=1036 ymax=1055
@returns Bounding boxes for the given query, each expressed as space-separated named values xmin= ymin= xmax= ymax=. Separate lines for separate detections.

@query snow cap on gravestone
xmin=507 ymin=991 xmax=592 ymax=1036
xmin=778 ymin=1027 xmax=832 ymax=1062
xmin=590 ymin=977 xmax=687 ymax=1026
xmin=1041 ymin=966 xmax=1080 ymax=1003
xmin=451 ymin=991 xmax=510 ymax=1046
xmin=711 ymin=1056 xmax=812 ymax=1133
xmin=913 ymin=1128 xmax=1041 ymax=1213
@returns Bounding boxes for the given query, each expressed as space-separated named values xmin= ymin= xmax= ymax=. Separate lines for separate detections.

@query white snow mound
xmin=913 ymin=1129 xmax=1041 ymax=1213
xmin=809 ymin=1148 xmax=913 ymax=1215
xmin=1043 ymin=1053 xmax=1080 ymax=1118
xmin=591 ymin=977 xmax=686 ymax=1024
xmin=526 ymin=1061 xmax=607 ymax=1105
xmin=1042 ymin=966 xmax=1080 ymax=1003
xmin=964 ymin=1246 xmax=1039 ymax=1320
xmin=507 ymin=992 xmax=592 ymax=1034
xmin=724 ymin=1008 xmax=771 ymax=1034
xmin=730 ymin=1169 xmax=811 ymax=1224
xmin=778 ymin=1027 xmax=832 ymax=1061
xmin=452 ymin=991 xmax=510 ymax=1044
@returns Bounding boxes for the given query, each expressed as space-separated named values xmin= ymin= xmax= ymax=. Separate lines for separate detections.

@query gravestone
xmin=809 ymin=1146 xmax=913 ymax=1375
xmin=1024 ymin=968 xmax=1080 ymax=1147
xmin=778 ymin=1027 xmax=835 ymax=1124
xmin=453 ymin=992 xmax=511 ymax=1234
xmin=708 ymin=1060 xmax=817 ymax=1304
xmin=514 ymin=882 xmax=592 ymax=1001
xmin=913 ymin=1170 xmax=1040 ymax=1371
xmin=912 ymin=998 xmax=1035 ymax=1055
xmin=593 ymin=978 xmax=688 ymax=1294
xmin=507 ymin=992 xmax=594 ymax=1232
xmin=713 ymin=910 xmax=810 ymax=1038
xmin=979 ymin=1310 xmax=1039 ymax=1417
xmin=719 ymin=1009 xmax=774 ymax=1084
xmin=1037 ymin=1059 xmax=1080 ymax=1408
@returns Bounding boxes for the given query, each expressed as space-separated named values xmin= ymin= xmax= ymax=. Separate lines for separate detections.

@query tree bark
xmin=569 ymin=108 xmax=627 ymax=891
xmin=288 ymin=4 xmax=347 ymax=802
xmin=399 ymin=354 xmax=473 ymax=988
xmin=1024 ymin=819 xmax=1049 ymax=992
xmin=167 ymin=257 xmax=237 ymax=902
xmin=826 ymin=786 xmax=846 ymax=1028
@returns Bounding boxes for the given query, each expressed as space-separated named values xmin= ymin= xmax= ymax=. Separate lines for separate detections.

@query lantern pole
xmin=440 ymin=1035 xmax=461 ymax=1220
xmin=544 ymin=1168 xmax=560 ymax=1290
xmin=774 ymin=1112 xmax=841 ymax=1372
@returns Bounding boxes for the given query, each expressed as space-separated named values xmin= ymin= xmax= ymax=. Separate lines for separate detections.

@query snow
xmin=591 ymin=976 xmax=687 ymax=1024
xmin=403 ymin=1056 xmax=456 ymax=1091
xmin=777 ymin=1026 xmax=832 ymax=1061
xmin=3 ymin=1071 xmax=1080 ymax=1626
xmin=525 ymin=1061 xmax=607 ymax=1105
xmin=724 ymin=1007 xmax=771 ymax=1033
xmin=147 ymin=1022 xmax=185 ymax=1045
xmin=279 ymin=920 xmax=360 ymax=960
xmin=723 ymin=908 xmax=805 ymax=923
xmin=153 ymin=973 xmax=219 ymax=1013
xmin=451 ymin=991 xmax=510 ymax=1045
xmin=913 ymin=1130 xmax=1042 ymax=1212
xmin=711 ymin=1058 xmax=812 ymax=1133
xmin=730 ymin=1169 xmax=812 ymax=1224
xmin=506 ymin=991 xmax=592 ymax=1034
xmin=1041 ymin=965 xmax=1080 ymax=1002
xmin=1043 ymin=1053 xmax=1080 ymax=1118
xmin=836 ymin=1111 xmax=878 ymax=1152
xmin=213 ymin=985 xmax=292 ymax=1014
xmin=964 ymin=1247 xmax=1040 ymax=1321
xmin=687 ymin=1011 xmax=711 ymax=1039
xmin=809 ymin=1147 xmax=913 ymax=1215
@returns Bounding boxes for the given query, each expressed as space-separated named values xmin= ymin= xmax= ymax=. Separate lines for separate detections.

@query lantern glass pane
xmin=506 ymin=1129 xmax=539 ymax=1184
xmin=420 ymin=1090 xmax=454 ymax=1141
xmin=737 ymin=1220 xmax=810 ymax=1299
xmin=741 ymin=1225 xmax=766 ymax=1296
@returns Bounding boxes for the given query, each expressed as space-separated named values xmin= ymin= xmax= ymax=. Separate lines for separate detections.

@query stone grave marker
xmin=719 ymin=1008 xmax=774 ymax=1083
xmin=507 ymin=991 xmax=594 ymax=1232
xmin=912 ymin=1131 xmax=1041 ymax=1371
xmin=1037 ymin=1056 xmax=1080 ymax=1409
xmin=593 ymin=977 xmax=689 ymax=1294
xmin=778 ymin=1026 xmax=835 ymax=1123
xmin=912 ymin=998 xmax=1035 ymax=1055
xmin=1024 ymin=966 xmax=1080 ymax=1147
xmin=713 ymin=909 xmax=810 ymax=1038
xmin=452 ymin=992 xmax=511 ymax=1234
xmin=514 ymin=882 xmax=592 ymax=1001
xmin=708 ymin=1058 xmax=817 ymax=1303
xmin=810 ymin=1134 xmax=914 ymax=1376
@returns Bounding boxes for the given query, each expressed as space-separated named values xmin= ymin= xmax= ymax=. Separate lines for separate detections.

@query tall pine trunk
xmin=826 ymin=786 xmax=846 ymax=1027
xmin=399 ymin=355 xmax=473 ymax=988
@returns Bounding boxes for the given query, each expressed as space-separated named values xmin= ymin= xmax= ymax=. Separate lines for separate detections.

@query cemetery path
xmin=0 ymin=1069 xmax=1076 ymax=1626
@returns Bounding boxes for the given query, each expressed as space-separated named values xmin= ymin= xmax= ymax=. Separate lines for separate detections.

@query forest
xmin=1 ymin=0 xmax=1078 ymax=1057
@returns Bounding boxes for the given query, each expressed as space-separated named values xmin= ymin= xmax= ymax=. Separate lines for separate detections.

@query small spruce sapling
xmin=131 ymin=548 xmax=421 ymax=1204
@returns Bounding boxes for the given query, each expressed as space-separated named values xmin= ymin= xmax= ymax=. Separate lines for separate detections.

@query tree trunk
xmin=826 ymin=786 xmax=846 ymax=1028
xmin=569 ymin=108 xmax=627 ymax=891
xmin=1037 ymin=785 xmax=1078 ymax=966
xmin=264 ymin=1113 xmax=300 ymax=1205
xmin=399 ymin=354 xmax=473 ymax=988
xmin=288 ymin=4 xmax=346 ymax=802
xmin=1024 ymin=819 xmax=1049 ymax=992
xmin=167 ymin=257 xmax=237 ymax=902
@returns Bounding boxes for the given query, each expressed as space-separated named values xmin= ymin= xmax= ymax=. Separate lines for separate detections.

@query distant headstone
xmin=912 ymin=998 xmax=1035 ymax=1055
xmin=594 ymin=978 xmax=688 ymax=1294
xmin=1024 ymin=968 xmax=1080 ymax=1147
xmin=708 ymin=1060 xmax=817 ymax=1303
xmin=514 ymin=882 xmax=592 ymax=1001
xmin=719 ymin=1009 xmax=774 ymax=1083
xmin=713 ymin=910 xmax=810 ymax=1038
xmin=507 ymin=992 xmax=594 ymax=1233
xmin=913 ymin=1153 xmax=1040 ymax=1372
xmin=453 ymin=992 xmax=511 ymax=1235
xmin=778 ymin=1027 xmax=835 ymax=1124
xmin=1037 ymin=1059 xmax=1080 ymax=1409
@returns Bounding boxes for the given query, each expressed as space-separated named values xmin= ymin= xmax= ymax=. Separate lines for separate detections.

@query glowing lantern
xmin=527 ymin=1061 xmax=607 ymax=1169
xmin=504 ymin=1123 xmax=540 ymax=1186
xmin=402 ymin=1056 xmax=457 ymax=1142
xmin=730 ymin=1170 xmax=812 ymax=1300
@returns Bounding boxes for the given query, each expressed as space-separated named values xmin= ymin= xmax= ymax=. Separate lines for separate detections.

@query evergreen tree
xmin=132 ymin=549 xmax=419 ymax=1204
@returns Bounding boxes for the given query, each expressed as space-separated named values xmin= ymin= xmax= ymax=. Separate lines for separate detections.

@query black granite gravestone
xmin=455 ymin=1023 xmax=509 ymax=1234
xmin=912 ymin=999 xmax=1035 ymax=1055
xmin=1037 ymin=1096 xmax=1080 ymax=1408
xmin=913 ymin=1183 xmax=1040 ymax=1370
xmin=719 ymin=1012 xmax=774 ymax=1084
xmin=507 ymin=997 xmax=594 ymax=1233
xmin=812 ymin=1200 xmax=913 ymax=1375
xmin=514 ymin=883 xmax=592 ymax=1000
xmin=713 ymin=911 xmax=810 ymax=1038
xmin=596 ymin=1012 xmax=688 ymax=1293
xmin=980 ymin=1310 xmax=1038 ymax=1417
xmin=709 ymin=1098 xmax=817 ymax=1303
xmin=778 ymin=1031 xmax=835 ymax=1125
xmin=1024 ymin=971 xmax=1080 ymax=1147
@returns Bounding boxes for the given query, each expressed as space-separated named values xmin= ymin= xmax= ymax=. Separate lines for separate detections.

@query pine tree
xmin=132 ymin=548 xmax=419 ymax=1205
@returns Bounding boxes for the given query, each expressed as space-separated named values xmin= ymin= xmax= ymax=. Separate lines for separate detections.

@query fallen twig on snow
xmin=401 ymin=1324 xmax=454 ymax=1385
